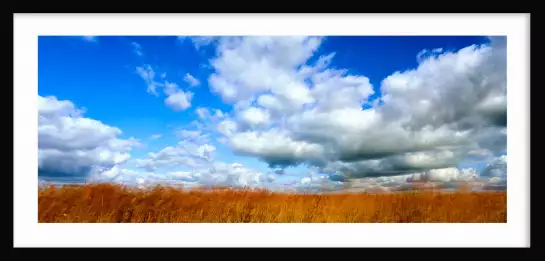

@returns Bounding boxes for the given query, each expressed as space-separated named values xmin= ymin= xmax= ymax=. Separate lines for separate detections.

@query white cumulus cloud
xmin=38 ymin=95 xmax=140 ymax=182
xmin=199 ymin=36 xmax=507 ymax=182
xmin=184 ymin=73 xmax=200 ymax=87
xmin=136 ymin=65 xmax=195 ymax=112
xmin=165 ymin=90 xmax=193 ymax=111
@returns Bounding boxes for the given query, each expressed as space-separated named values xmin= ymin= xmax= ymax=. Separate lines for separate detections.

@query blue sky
xmin=38 ymin=36 xmax=507 ymax=192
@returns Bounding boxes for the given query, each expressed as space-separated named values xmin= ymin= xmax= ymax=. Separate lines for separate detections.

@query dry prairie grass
xmin=38 ymin=183 xmax=506 ymax=223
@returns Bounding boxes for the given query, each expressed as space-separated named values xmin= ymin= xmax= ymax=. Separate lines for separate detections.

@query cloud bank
xmin=198 ymin=36 xmax=506 ymax=183
xmin=38 ymin=96 xmax=140 ymax=182
xmin=38 ymin=36 xmax=508 ymax=192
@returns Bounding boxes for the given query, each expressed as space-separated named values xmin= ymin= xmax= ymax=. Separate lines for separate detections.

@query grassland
xmin=38 ymin=183 xmax=507 ymax=223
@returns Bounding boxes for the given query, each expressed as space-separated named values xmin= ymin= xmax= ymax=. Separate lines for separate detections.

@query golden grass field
xmin=38 ymin=183 xmax=507 ymax=223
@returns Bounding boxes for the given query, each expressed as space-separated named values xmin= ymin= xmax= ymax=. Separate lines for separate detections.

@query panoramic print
xmin=38 ymin=35 xmax=507 ymax=223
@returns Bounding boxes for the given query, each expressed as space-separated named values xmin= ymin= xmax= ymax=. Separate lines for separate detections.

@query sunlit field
xmin=38 ymin=183 xmax=507 ymax=223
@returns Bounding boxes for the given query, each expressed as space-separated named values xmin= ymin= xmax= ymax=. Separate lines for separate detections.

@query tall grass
xmin=38 ymin=183 xmax=506 ymax=223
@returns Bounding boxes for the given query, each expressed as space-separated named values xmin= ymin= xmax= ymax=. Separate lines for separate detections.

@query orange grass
xmin=38 ymin=183 xmax=506 ymax=223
